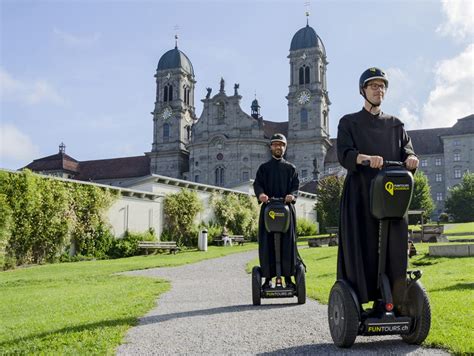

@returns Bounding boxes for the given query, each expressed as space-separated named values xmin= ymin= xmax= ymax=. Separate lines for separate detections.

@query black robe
xmin=253 ymin=157 xmax=300 ymax=279
xmin=337 ymin=108 xmax=416 ymax=304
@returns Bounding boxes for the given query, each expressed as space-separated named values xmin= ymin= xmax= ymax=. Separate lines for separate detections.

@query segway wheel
xmin=252 ymin=266 xmax=262 ymax=306
xmin=328 ymin=282 xmax=359 ymax=348
xmin=401 ymin=281 xmax=431 ymax=345
xmin=296 ymin=264 xmax=306 ymax=304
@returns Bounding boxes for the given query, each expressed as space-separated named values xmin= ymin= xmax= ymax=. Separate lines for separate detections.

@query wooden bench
xmin=138 ymin=241 xmax=180 ymax=255
xmin=231 ymin=235 xmax=250 ymax=246
xmin=326 ymin=226 xmax=339 ymax=246
xmin=213 ymin=235 xmax=249 ymax=246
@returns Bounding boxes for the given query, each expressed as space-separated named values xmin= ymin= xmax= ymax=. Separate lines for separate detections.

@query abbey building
xmin=146 ymin=23 xmax=330 ymax=187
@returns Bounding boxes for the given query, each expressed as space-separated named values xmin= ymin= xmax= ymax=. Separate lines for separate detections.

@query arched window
xmin=163 ymin=123 xmax=170 ymax=141
xmin=215 ymin=166 xmax=225 ymax=186
xmin=299 ymin=67 xmax=304 ymax=85
xmin=163 ymin=84 xmax=173 ymax=102
xmin=300 ymin=108 xmax=308 ymax=129
xmin=187 ymin=88 xmax=190 ymax=105
xmin=305 ymin=66 xmax=310 ymax=84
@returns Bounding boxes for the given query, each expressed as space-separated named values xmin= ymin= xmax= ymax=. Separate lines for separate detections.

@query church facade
xmin=147 ymin=23 xmax=331 ymax=188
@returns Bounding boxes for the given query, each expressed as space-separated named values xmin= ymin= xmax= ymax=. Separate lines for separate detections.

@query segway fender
xmin=336 ymin=279 xmax=361 ymax=319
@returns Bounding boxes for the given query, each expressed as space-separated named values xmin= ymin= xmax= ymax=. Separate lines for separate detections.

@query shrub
xmin=438 ymin=212 xmax=450 ymax=223
xmin=108 ymin=230 xmax=154 ymax=258
xmin=0 ymin=170 xmax=118 ymax=268
xmin=409 ymin=171 xmax=435 ymax=223
xmin=445 ymin=172 xmax=474 ymax=222
xmin=296 ymin=218 xmax=317 ymax=237
xmin=315 ymin=175 xmax=344 ymax=233
xmin=163 ymin=189 xmax=203 ymax=246
xmin=210 ymin=193 xmax=259 ymax=240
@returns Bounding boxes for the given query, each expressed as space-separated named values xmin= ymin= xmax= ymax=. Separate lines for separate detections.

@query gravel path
xmin=116 ymin=250 xmax=449 ymax=355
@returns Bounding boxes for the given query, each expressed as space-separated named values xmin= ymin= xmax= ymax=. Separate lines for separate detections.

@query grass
xmin=0 ymin=243 xmax=257 ymax=355
xmin=444 ymin=222 xmax=474 ymax=235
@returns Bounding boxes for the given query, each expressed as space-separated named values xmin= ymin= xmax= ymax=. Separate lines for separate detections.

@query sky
xmin=1 ymin=0 xmax=473 ymax=170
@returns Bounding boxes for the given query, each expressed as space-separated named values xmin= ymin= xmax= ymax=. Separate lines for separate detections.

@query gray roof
xmin=157 ymin=47 xmax=194 ymax=75
xmin=290 ymin=24 xmax=326 ymax=53
xmin=326 ymin=114 xmax=474 ymax=159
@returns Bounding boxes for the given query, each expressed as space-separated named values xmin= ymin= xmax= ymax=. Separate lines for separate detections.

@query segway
xmin=252 ymin=197 xmax=306 ymax=305
xmin=328 ymin=161 xmax=431 ymax=347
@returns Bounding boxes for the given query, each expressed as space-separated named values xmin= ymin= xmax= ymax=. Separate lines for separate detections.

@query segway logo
xmin=367 ymin=324 xmax=410 ymax=333
xmin=385 ymin=181 xmax=410 ymax=196
xmin=268 ymin=211 xmax=285 ymax=220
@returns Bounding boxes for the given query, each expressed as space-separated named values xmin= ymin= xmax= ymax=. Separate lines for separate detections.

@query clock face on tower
xmin=161 ymin=107 xmax=172 ymax=120
xmin=297 ymin=90 xmax=311 ymax=105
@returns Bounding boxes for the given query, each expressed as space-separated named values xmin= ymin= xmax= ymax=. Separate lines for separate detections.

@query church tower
xmin=286 ymin=18 xmax=331 ymax=182
xmin=146 ymin=37 xmax=197 ymax=179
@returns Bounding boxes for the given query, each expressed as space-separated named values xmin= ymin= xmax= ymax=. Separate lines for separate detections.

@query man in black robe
xmin=253 ymin=133 xmax=300 ymax=289
xmin=337 ymin=67 xmax=419 ymax=307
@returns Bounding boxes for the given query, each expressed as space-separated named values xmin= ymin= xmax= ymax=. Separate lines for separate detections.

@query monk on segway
xmin=251 ymin=133 xmax=306 ymax=305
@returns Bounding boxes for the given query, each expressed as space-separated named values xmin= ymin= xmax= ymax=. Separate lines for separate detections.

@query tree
xmin=210 ymin=193 xmax=259 ymax=240
xmin=315 ymin=175 xmax=345 ymax=233
xmin=409 ymin=171 xmax=434 ymax=222
xmin=163 ymin=189 xmax=203 ymax=246
xmin=445 ymin=172 xmax=474 ymax=222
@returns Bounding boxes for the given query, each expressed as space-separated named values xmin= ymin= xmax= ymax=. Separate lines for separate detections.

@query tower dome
xmin=157 ymin=46 xmax=194 ymax=75
xmin=290 ymin=24 xmax=326 ymax=54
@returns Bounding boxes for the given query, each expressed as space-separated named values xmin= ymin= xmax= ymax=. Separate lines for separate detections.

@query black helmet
xmin=359 ymin=67 xmax=388 ymax=95
xmin=270 ymin=133 xmax=287 ymax=145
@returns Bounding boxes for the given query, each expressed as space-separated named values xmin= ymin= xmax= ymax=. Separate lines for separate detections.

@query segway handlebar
xmin=361 ymin=160 xmax=405 ymax=168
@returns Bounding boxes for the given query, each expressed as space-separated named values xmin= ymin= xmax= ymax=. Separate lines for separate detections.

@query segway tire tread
xmin=252 ymin=266 xmax=262 ymax=306
xmin=401 ymin=282 xmax=431 ymax=345
xmin=328 ymin=282 xmax=359 ymax=348
xmin=296 ymin=264 xmax=306 ymax=305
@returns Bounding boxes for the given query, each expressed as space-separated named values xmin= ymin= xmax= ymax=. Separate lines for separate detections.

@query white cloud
xmin=395 ymin=44 xmax=473 ymax=130
xmin=0 ymin=67 xmax=65 ymax=105
xmin=53 ymin=27 xmax=100 ymax=48
xmin=0 ymin=123 xmax=40 ymax=162
xmin=421 ymin=43 xmax=474 ymax=127
xmin=437 ymin=0 xmax=474 ymax=40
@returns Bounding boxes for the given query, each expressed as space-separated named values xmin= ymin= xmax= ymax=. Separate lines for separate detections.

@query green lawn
xmin=0 ymin=244 xmax=256 ymax=355
xmin=298 ymin=243 xmax=474 ymax=355
xmin=444 ymin=222 xmax=474 ymax=235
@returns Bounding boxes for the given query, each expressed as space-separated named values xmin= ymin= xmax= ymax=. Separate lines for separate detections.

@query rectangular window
xmin=301 ymin=169 xmax=308 ymax=178
xmin=454 ymin=153 xmax=461 ymax=161
xmin=454 ymin=169 xmax=462 ymax=178
xmin=328 ymin=167 xmax=333 ymax=174
xmin=195 ymin=175 xmax=199 ymax=183
xmin=421 ymin=159 xmax=428 ymax=167
xmin=435 ymin=173 xmax=442 ymax=182
xmin=453 ymin=139 xmax=460 ymax=146
xmin=435 ymin=158 xmax=442 ymax=166
xmin=242 ymin=171 xmax=249 ymax=181
xmin=436 ymin=193 xmax=443 ymax=201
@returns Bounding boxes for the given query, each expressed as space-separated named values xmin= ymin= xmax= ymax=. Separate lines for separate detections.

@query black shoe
xmin=262 ymin=279 xmax=272 ymax=289
xmin=285 ymin=277 xmax=296 ymax=289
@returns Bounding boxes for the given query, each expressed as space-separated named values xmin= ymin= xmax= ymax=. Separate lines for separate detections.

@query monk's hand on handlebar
xmin=361 ymin=155 xmax=383 ymax=169
xmin=258 ymin=193 xmax=269 ymax=203
xmin=285 ymin=194 xmax=295 ymax=203
xmin=404 ymin=155 xmax=419 ymax=170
